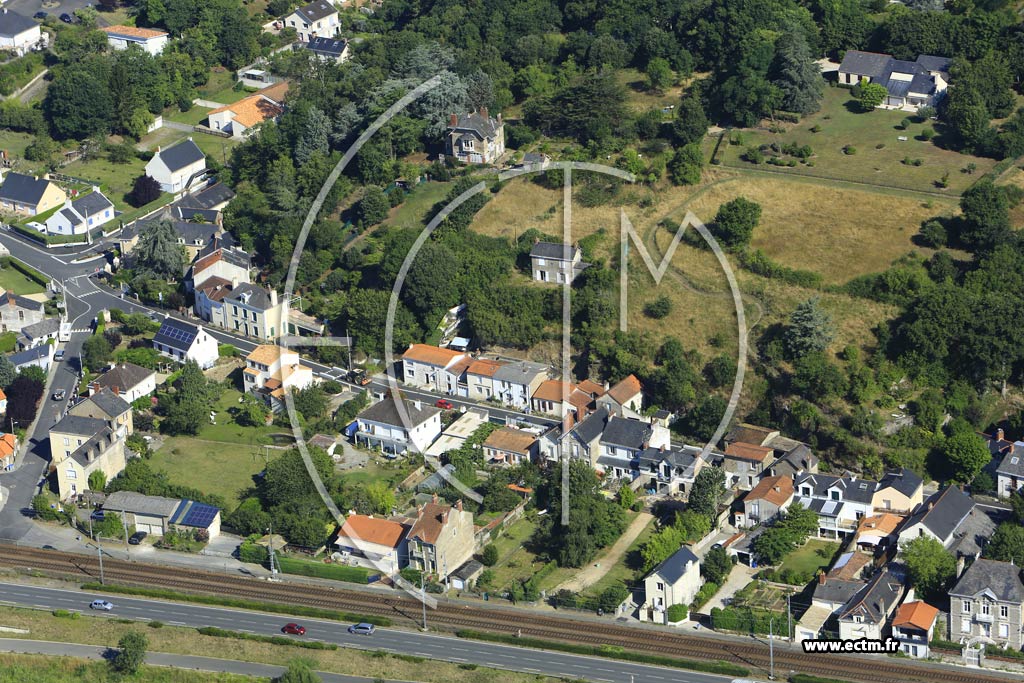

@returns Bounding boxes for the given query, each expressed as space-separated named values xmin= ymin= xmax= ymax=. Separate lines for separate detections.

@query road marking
xmin=169 ymin=621 xmax=186 ymax=626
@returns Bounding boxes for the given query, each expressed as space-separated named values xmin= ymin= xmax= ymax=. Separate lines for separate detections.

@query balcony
xmin=973 ymin=612 xmax=994 ymax=624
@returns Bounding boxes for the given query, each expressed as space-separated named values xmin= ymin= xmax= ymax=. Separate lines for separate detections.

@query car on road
xmin=52 ymin=390 xmax=66 ymax=401
xmin=281 ymin=623 xmax=306 ymax=635
xmin=33 ymin=11 xmax=47 ymax=19
xmin=348 ymin=623 xmax=375 ymax=635
xmin=348 ymin=369 xmax=371 ymax=386
xmin=435 ymin=399 xmax=454 ymax=410
xmin=54 ymin=350 xmax=65 ymax=361
xmin=90 ymin=600 xmax=114 ymax=610
xmin=128 ymin=531 xmax=148 ymax=545
xmin=59 ymin=13 xmax=74 ymax=23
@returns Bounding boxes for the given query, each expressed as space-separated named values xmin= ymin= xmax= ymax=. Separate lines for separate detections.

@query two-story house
xmin=152 ymin=317 xmax=218 ymax=369
xmin=188 ymin=240 xmax=250 ymax=293
xmin=633 ymin=444 xmax=710 ymax=497
xmin=596 ymin=374 xmax=644 ymax=419
xmin=401 ymin=344 xmax=470 ymax=394
xmin=0 ymin=172 xmax=64 ymax=216
xmin=871 ymin=469 xmax=923 ymax=515
xmin=242 ymin=345 xmax=315 ymax=411
xmin=595 ymin=415 xmax=671 ymax=478
xmin=492 ymin=360 xmax=549 ymax=410
xmin=305 ymin=36 xmax=349 ymax=63
xmin=50 ymin=391 xmax=132 ymax=500
xmin=406 ymin=496 xmax=475 ymax=579
xmin=639 ymin=546 xmax=701 ymax=624
xmin=766 ymin=443 xmax=819 ymax=478
xmin=482 ymin=427 xmax=537 ymax=466
xmin=723 ymin=442 xmax=775 ymax=490
xmin=995 ymin=435 xmax=1024 ymax=500
xmin=44 ymin=188 xmax=115 ymax=237
xmin=464 ymin=358 xmax=502 ymax=400
xmin=354 ymin=396 xmax=442 ymax=456
xmin=949 ymin=558 xmax=1024 ymax=649
xmin=837 ymin=568 xmax=905 ymax=641
xmin=793 ymin=473 xmax=879 ymax=539
xmin=0 ymin=10 xmax=42 ymax=56
xmin=217 ymin=284 xmax=284 ymax=341
xmin=0 ymin=431 xmax=17 ymax=470
xmin=145 ymin=138 xmax=207 ymax=194
xmin=530 ymin=379 xmax=601 ymax=419
xmin=530 ymin=241 xmax=587 ymax=285
xmin=445 ymin=109 xmax=504 ymax=164
xmin=892 ymin=600 xmax=939 ymax=658
xmin=334 ymin=514 xmax=408 ymax=576
xmin=895 ymin=486 xmax=993 ymax=559
xmin=88 ymin=362 xmax=156 ymax=403
xmin=736 ymin=475 xmax=794 ymax=529
xmin=0 ymin=291 xmax=44 ymax=334
xmin=284 ymin=0 xmax=340 ymax=43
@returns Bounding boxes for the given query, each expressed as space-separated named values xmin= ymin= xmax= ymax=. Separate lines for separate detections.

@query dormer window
xmin=830 ymin=490 xmax=840 ymax=501
xmin=801 ymin=486 xmax=811 ymax=496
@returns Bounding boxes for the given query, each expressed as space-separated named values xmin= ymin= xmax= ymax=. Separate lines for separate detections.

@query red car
xmin=435 ymin=399 xmax=454 ymax=410
xmin=282 ymin=623 xmax=306 ymax=636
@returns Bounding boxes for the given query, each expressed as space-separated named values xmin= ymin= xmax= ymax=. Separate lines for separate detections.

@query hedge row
xmin=196 ymin=625 xmax=338 ymax=650
xmin=710 ymin=606 xmax=793 ymax=637
xmin=276 ymin=556 xmax=371 ymax=584
xmin=2 ymin=255 xmax=49 ymax=285
xmin=79 ymin=582 xmax=390 ymax=626
xmin=986 ymin=644 xmax=1024 ymax=661
xmin=929 ymin=638 xmax=961 ymax=652
xmin=455 ymin=629 xmax=748 ymax=677
xmin=738 ymin=248 xmax=823 ymax=289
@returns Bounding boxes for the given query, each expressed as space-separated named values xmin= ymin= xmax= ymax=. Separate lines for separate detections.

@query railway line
xmin=0 ymin=544 xmax=1013 ymax=683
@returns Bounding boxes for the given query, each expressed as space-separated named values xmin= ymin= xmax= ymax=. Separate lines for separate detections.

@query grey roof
xmin=0 ymin=10 xmax=37 ymax=37
xmin=522 ymin=153 xmax=548 ymax=164
xmin=635 ymin=445 xmax=698 ymax=471
xmin=175 ymin=183 xmax=234 ymax=210
xmin=798 ymin=496 xmax=846 ymax=519
xmin=876 ymin=468 xmax=922 ymax=499
xmin=600 ymin=416 xmax=652 ymax=449
xmin=417 ymin=463 xmax=455 ymax=492
xmin=224 ymin=283 xmax=275 ymax=310
xmin=997 ymin=442 xmax=1024 ymax=478
xmin=306 ymin=37 xmax=347 ymax=55
xmin=916 ymin=54 xmax=951 ymax=73
xmin=567 ymin=405 xmax=610 ymax=445
xmin=9 ymin=344 xmax=50 ymax=366
xmin=530 ymin=241 xmax=579 ymax=261
xmin=450 ymin=111 xmax=501 ymax=140
xmin=838 ymin=51 xmax=892 ymax=80
xmin=813 ymin=578 xmax=865 ymax=607
xmin=886 ymin=79 xmax=911 ymax=99
xmin=451 ymin=559 xmax=484 ymax=581
xmin=52 ymin=414 xmax=107 ymax=438
xmin=135 ymin=216 xmax=220 ymax=247
xmin=0 ymin=173 xmax=56 ymax=206
xmin=84 ymin=389 xmax=131 ymax=419
xmin=948 ymin=505 xmax=999 ymax=558
xmin=93 ymin=363 xmax=154 ymax=393
xmin=104 ymin=490 xmax=181 ymax=518
xmin=358 ymin=396 xmax=440 ymax=428
xmin=19 ymin=317 xmax=59 ymax=339
xmin=901 ymin=486 xmax=974 ymax=542
xmin=1 ymin=291 xmax=43 ymax=312
xmin=294 ymin=0 xmax=337 ymax=22
xmin=838 ymin=568 xmax=904 ymax=624
xmin=839 ymin=50 xmax=947 ymax=101
xmin=794 ymin=473 xmax=877 ymax=505
xmin=60 ymin=208 xmax=79 ymax=225
xmin=771 ymin=444 xmax=817 ymax=474
xmin=153 ymin=317 xmax=201 ymax=353
xmin=492 ymin=360 xmax=548 ymax=385
xmin=68 ymin=427 xmax=116 ymax=468
xmin=172 ymin=206 xmax=219 ymax=223
xmin=950 ymin=558 xmax=1024 ymax=602
xmin=156 ymin=139 xmax=205 ymax=172
xmin=73 ymin=190 xmax=113 ymax=218
xmin=652 ymin=545 xmax=698 ymax=584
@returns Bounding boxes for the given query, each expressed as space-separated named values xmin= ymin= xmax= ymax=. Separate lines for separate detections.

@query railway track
xmin=0 ymin=544 xmax=1011 ymax=683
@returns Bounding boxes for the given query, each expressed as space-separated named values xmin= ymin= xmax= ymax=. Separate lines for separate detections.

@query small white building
xmin=44 ymin=188 xmax=115 ymax=237
xmin=334 ymin=514 xmax=407 ymax=576
xmin=145 ymin=138 xmax=207 ymax=195
xmin=354 ymin=396 xmax=442 ymax=456
xmin=101 ymin=25 xmax=169 ymax=55
xmin=9 ymin=342 xmax=52 ymax=373
xmin=891 ymin=600 xmax=939 ymax=659
xmin=88 ymin=362 xmax=157 ymax=404
xmin=207 ymin=82 xmax=288 ymax=140
xmin=0 ymin=9 xmax=42 ymax=56
xmin=284 ymin=0 xmax=340 ymax=43
xmin=152 ymin=317 xmax=218 ymax=369
xmin=640 ymin=546 xmax=701 ymax=624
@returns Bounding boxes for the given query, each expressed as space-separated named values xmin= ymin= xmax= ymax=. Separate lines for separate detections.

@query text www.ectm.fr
xmin=802 ymin=638 xmax=901 ymax=654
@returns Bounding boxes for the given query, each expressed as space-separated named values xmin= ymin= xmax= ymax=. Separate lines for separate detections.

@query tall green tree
xmin=112 ymin=631 xmax=148 ymax=675
xmin=667 ymin=144 xmax=703 ymax=186
xmin=959 ymin=181 xmax=1011 ymax=252
xmin=672 ymin=93 xmax=709 ymax=147
xmin=857 ymin=81 xmax=887 ymax=111
xmin=645 ymin=57 xmax=673 ymax=93
xmin=985 ymin=523 xmax=1024 ymax=566
xmin=771 ymin=30 xmax=824 ymax=115
xmin=943 ymin=425 xmax=990 ymax=484
xmin=45 ymin=67 xmax=113 ymax=140
xmin=901 ymin=535 xmax=956 ymax=601
xmin=687 ymin=466 xmax=725 ymax=518
xmin=134 ymin=218 xmax=186 ymax=280
xmin=785 ymin=297 xmax=835 ymax=359
xmin=0 ymin=354 xmax=16 ymax=389
xmin=711 ymin=196 xmax=761 ymax=251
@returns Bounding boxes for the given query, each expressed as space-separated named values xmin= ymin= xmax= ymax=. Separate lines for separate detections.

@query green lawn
xmin=777 ymin=539 xmax=840 ymax=577
xmin=60 ymin=156 xmax=147 ymax=210
xmin=485 ymin=516 xmax=575 ymax=593
xmin=579 ymin=514 xmax=656 ymax=598
xmin=0 ymin=130 xmax=35 ymax=159
xmin=166 ymin=106 xmax=213 ymax=126
xmin=714 ymin=87 xmax=996 ymax=194
xmin=0 ymin=262 xmax=45 ymax=294
xmin=200 ymin=388 xmax=284 ymax=445
xmin=382 ymin=181 xmax=453 ymax=231
xmin=148 ymin=435 xmax=278 ymax=508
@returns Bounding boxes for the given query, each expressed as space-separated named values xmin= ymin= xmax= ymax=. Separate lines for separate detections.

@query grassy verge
xmin=456 ymin=629 xmax=749 ymax=677
xmin=79 ymin=582 xmax=391 ymax=626
xmin=0 ymin=654 xmax=264 ymax=683
xmin=196 ymin=626 xmax=338 ymax=650
xmin=276 ymin=556 xmax=371 ymax=584
xmin=0 ymin=257 xmax=47 ymax=294
xmin=790 ymin=675 xmax=857 ymax=683
xmin=115 ymin=193 xmax=174 ymax=227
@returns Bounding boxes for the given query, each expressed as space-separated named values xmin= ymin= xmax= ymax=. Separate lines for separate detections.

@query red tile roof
xmin=402 ymin=344 xmax=465 ymax=367
xmin=725 ymin=442 xmax=774 ymax=463
xmin=606 ymin=374 xmax=642 ymax=405
xmin=338 ymin=515 xmax=406 ymax=548
xmin=892 ymin=601 xmax=939 ymax=631
xmin=745 ymin=475 xmax=794 ymax=507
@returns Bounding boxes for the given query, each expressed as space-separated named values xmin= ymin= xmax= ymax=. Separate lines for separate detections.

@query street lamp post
xmin=769 ymin=616 xmax=775 ymax=681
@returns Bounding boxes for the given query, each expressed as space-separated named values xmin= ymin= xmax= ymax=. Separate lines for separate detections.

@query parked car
xmin=52 ymin=390 xmax=66 ymax=401
xmin=90 ymin=600 xmax=114 ymax=610
xmin=281 ymin=623 xmax=306 ymax=636
xmin=54 ymin=350 xmax=65 ymax=361
xmin=33 ymin=11 xmax=47 ymax=19
xmin=435 ymin=399 xmax=454 ymax=410
xmin=59 ymin=13 xmax=74 ymax=23
xmin=128 ymin=531 xmax=147 ymax=545
xmin=348 ymin=623 xmax=375 ymax=635
xmin=90 ymin=510 xmax=104 ymax=521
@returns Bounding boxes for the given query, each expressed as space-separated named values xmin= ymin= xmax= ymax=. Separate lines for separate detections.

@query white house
xmin=242 ymin=344 xmax=315 ymax=411
xmin=334 ymin=514 xmax=407 ymax=576
xmin=88 ymin=363 xmax=157 ymax=404
xmin=0 ymin=290 xmax=44 ymax=334
xmin=207 ymin=82 xmax=288 ymax=139
xmin=892 ymin=600 xmax=939 ymax=659
xmin=639 ymin=546 xmax=701 ymax=624
xmin=0 ymin=9 xmax=42 ymax=56
xmin=145 ymin=138 xmax=207 ymax=194
xmin=895 ymin=486 xmax=975 ymax=549
xmin=44 ymin=188 xmax=115 ymax=237
xmin=837 ymin=569 xmax=905 ymax=642
xmin=284 ymin=0 xmax=340 ymax=43
xmin=596 ymin=374 xmax=644 ymax=418
xmin=101 ymin=25 xmax=169 ymax=55
xmin=9 ymin=343 xmax=52 ymax=373
xmin=305 ymin=37 xmax=349 ymax=63
xmin=492 ymin=360 xmax=549 ymax=410
xmin=354 ymin=396 xmax=442 ymax=456
xmin=995 ymin=436 xmax=1024 ymax=499
xmin=793 ymin=472 xmax=879 ymax=539
xmin=401 ymin=344 xmax=469 ymax=393
xmin=152 ymin=317 xmax=218 ymax=369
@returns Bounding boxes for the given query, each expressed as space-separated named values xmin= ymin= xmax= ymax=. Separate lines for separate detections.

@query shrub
xmin=809 ymin=124 xmax=821 ymax=133
xmin=900 ymin=117 xmax=911 ymax=130
xmin=480 ymin=544 xmax=499 ymax=566
xmin=919 ymin=127 xmax=935 ymax=141
xmin=644 ymin=295 xmax=672 ymax=319
xmin=148 ymin=620 xmax=163 ymax=628
xmin=127 ymin=175 xmax=161 ymax=208
xmin=690 ymin=581 xmax=719 ymax=611
xmin=218 ymin=344 xmax=237 ymax=358
xmin=666 ymin=604 xmax=689 ymax=622
xmin=113 ymin=631 xmax=148 ymax=674
xmin=843 ymin=145 xmax=856 ymax=155
xmin=238 ymin=540 xmax=269 ymax=565
xmin=743 ymin=146 xmax=764 ymax=164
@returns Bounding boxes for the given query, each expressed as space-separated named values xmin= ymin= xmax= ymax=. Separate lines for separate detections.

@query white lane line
xmin=169 ymin=621 xmax=186 ymax=626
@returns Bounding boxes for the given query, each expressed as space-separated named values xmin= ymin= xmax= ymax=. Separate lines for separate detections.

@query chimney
xmin=414 ymin=399 xmax=421 ymax=411
xmin=449 ymin=114 xmax=458 ymax=127
xmin=231 ymin=277 xmax=239 ymax=288
xmin=818 ymin=572 xmax=826 ymax=585
xmin=455 ymin=499 xmax=463 ymax=512
xmin=479 ymin=106 xmax=488 ymax=120
xmin=269 ymin=288 xmax=278 ymax=306
xmin=997 ymin=428 xmax=1005 ymax=442
xmin=956 ymin=555 xmax=966 ymax=577
xmin=156 ymin=146 xmax=161 ymax=154
xmin=87 ymin=449 xmax=95 ymax=463
xmin=497 ymin=112 xmax=502 ymax=124
xmin=431 ymin=492 xmax=438 ymax=504
xmin=878 ymin=597 xmax=886 ymax=618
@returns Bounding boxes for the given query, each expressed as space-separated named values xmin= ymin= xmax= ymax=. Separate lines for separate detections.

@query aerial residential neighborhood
xmin=0 ymin=1 xmax=1023 ymax=682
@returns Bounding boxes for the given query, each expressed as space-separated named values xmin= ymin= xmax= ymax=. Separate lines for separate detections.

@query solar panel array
xmin=179 ymin=501 xmax=219 ymax=529
xmin=158 ymin=321 xmax=196 ymax=347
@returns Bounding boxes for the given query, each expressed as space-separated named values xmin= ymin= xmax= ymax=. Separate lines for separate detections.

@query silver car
xmin=90 ymin=600 xmax=114 ymax=610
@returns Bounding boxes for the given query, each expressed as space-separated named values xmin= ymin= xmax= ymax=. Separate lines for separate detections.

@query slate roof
xmin=105 ymin=491 xmax=181 ymax=518
xmin=652 ymin=545 xmax=698 ymax=584
xmin=950 ymin=558 xmax=1024 ymax=602
xmin=52 ymin=414 xmax=107 ymax=438
xmin=73 ymin=191 xmax=114 ymax=217
xmin=307 ymin=37 xmax=347 ymax=56
xmin=1 ymin=290 xmax=43 ymax=312
xmin=901 ymin=486 xmax=974 ymax=542
xmin=876 ymin=468 xmax=922 ymax=499
xmin=224 ymin=283 xmax=275 ymax=311
xmin=0 ymin=10 xmax=38 ymax=37
xmin=530 ymin=241 xmax=579 ymax=261
xmin=813 ymin=577 xmax=865 ymax=607
xmin=839 ymin=50 xmax=949 ymax=101
xmin=451 ymin=559 xmax=484 ymax=581
xmin=357 ymin=396 xmax=440 ymax=428
xmin=492 ymin=360 xmax=548 ymax=385
xmin=600 ymin=416 xmax=652 ymax=449
xmin=948 ymin=505 xmax=999 ymax=558
xmin=725 ymin=423 xmax=778 ymax=447
xmin=450 ymin=111 xmax=501 ymax=139
xmin=838 ymin=50 xmax=893 ymax=80
xmin=18 ymin=317 xmax=58 ymax=340
xmin=9 ymin=344 xmax=50 ymax=366
xmin=153 ymin=317 xmax=202 ymax=353
xmin=916 ymin=55 xmax=951 ymax=73
xmin=86 ymin=388 xmax=131 ymax=419
xmin=838 ymin=568 xmax=904 ymax=624
xmin=568 ymin=405 xmax=610 ymax=445
xmin=0 ymin=173 xmax=58 ymax=206
xmin=135 ymin=216 xmax=220 ymax=247
xmin=175 ymin=183 xmax=234 ymax=211
xmin=634 ymin=445 xmax=700 ymax=472
xmin=293 ymin=0 xmax=337 ymax=22
xmin=172 ymin=206 xmax=220 ymax=223
xmin=68 ymin=428 xmax=115 ymax=468
xmin=794 ymin=473 xmax=878 ymax=505
xmin=93 ymin=363 xmax=154 ymax=393
xmin=156 ymin=139 xmax=205 ymax=172
xmin=997 ymin=442 xmax=1024 ymax=478
xmin=771 ymin=444 xmax=817 ymax=474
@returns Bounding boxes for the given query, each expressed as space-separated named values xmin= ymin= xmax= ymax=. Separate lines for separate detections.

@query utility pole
xmin=769 ymin=616 xmax=775 ymax=681
xmin=121 ymin=513 xmax=130 ymax=554
xmin=346 ymin=327 xmax=352 ymax=373
xmin=787 ymin=594 xmax=793 ymax=644
xmin=267 ymin=522 xmax=278 ymax=575
xmin=420 ymin=572 xmax=427 ymax=631
xmin=96 ymin=545 xmax=104 ymax=585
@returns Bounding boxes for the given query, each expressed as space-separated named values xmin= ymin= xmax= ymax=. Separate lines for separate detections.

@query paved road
xmin=0 ymin=638 xmax=393 ymax=683
xmin=0 ymin=582 xmax=727 ymax=683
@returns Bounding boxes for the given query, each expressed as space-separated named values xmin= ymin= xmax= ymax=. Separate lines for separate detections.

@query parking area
xmin=3 ymin=0 xmax=109 ymax=23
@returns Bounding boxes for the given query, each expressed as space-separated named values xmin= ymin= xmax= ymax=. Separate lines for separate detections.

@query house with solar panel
xmin=152 ymin=316 xmax=219 ymax=369
xmin=103 ymin=490 xmax=221 ymax=539
xmin=43 ymin=187 xmax=115 ymax=237
xmin=145 ymin=138 xmax=207 ymax=194
xmin=305 ymin=36 xmax=350 ymax=63
xmin=837 ymin=51 xmax=950 ymax=111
